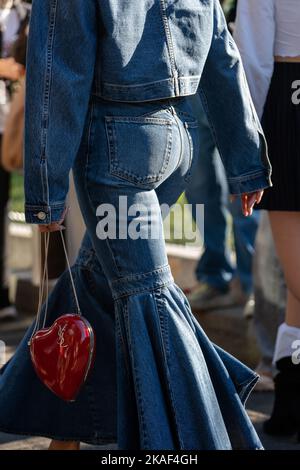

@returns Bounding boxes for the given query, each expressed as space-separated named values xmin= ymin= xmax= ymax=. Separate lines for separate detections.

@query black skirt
xmin=257 ymin=62 xmax=300 ymax=211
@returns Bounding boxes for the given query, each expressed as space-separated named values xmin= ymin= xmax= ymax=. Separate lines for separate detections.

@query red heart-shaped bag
xmin=29 ymin=230 xmax=95 ymax=401
xmin=30 ymin=314 xmax=95 ymax=401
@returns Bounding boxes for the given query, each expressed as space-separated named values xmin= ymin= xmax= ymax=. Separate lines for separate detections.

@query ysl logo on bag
xmin=29 ymin=230 xmax=95 ymax=401
xmin=57 ymin=323 xmax=68 ymax=348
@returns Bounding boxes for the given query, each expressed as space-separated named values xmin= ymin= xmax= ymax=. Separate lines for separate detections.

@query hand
xmin=0 ymin=58 xmax=24 ymax=81
xmin=38 ymin=207 xmax=69 ymax=233
xmin=231 ymin=190 xmax=264 ymax=217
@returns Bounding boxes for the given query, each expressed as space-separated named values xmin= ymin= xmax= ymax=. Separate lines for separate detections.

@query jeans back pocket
xmin=105 ymin=115 xmax=174 ymax=189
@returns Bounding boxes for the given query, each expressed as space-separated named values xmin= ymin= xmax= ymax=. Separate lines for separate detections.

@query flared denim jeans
xmin=0 ymin=96 xmax=262 ymax=450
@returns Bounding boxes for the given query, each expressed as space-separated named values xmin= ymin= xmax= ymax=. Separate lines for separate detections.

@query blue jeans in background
xmin=185 ymin=97 xmax=260 ymax=294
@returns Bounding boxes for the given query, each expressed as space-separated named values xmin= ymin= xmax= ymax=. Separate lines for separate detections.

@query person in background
xmin=235 ymin=0 xmax=300 ymax=436
xmin=231 ymin=0 xmax=286 ymax=393
xmin=252 ymin=212 xmax=285 ymax=392
xmin=186 ymin=0 xmax=258 ymax=313
xmin=0 ymin=0 xmax=28 ymax=320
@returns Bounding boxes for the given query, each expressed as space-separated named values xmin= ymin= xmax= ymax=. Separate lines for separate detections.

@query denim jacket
xmin=24 ymin=0 xmax=272 ymax=224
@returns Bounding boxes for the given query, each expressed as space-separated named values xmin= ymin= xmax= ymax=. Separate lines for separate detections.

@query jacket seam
xmin=40 ymin=0 xmax=58 ymax=207
xmin=228 ymin=169 xmax=271 ymax=183
xmin=101 ymin=76 xmax=201 ymax=90
xmin=159 ymin=0 xmax=179 ymax=94
xmin=198 ymin=86 xmax=224 ymax=167
xmin=25 ymin=202 xmax=65 ymax=210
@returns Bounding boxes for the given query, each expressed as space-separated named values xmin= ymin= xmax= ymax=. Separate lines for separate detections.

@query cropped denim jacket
xmin=24 ymin=0 xmax=272 ymax=224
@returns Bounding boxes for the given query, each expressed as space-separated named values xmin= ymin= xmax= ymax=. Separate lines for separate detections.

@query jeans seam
xmin=183 ymin=123 xmax=196 ymax=183
xmin=84 ymin=103 xmax=122 ymax=278
xmin=125 ymin=299 xmax=150 ymax=448
xmin=111 ymin=265 xmax=173 ymax=299
xmin=84 ymin=100 xmax=96 ymax=214
xmin=111 ymin=265 xmax=171 ymax=285
xmin=112 ymin=280 xmax=173 ymax=301
xmin=106 ymin=116 xmax=173 ymax=125
xmin=75 ymin=249 xmax=98 ymax=273
xmin=170 ymin=109 xmax=184 ymax=174
xmin=115 ymin=301 xmax=131 ymax=377
xmin=157 ymin=291 xmax=170 ymax=358
xmin=153 ymin=289 xmax=184 ymax=448
xmin=105 ymin=239 xmax=122 ymax=277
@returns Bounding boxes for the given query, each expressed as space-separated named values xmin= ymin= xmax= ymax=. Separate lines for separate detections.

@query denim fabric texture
xmin=1 ymin=95 xmax=262 ymax=449
xmin=9 ymin=0 xmax=271 ymax=450
xmin=24 ymin=0 xmax=271 ymax=225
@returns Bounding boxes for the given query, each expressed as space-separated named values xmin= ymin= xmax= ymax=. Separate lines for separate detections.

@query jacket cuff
xmin=25 ymin=203 xmax=66 ymax=225
xmin=228 ymin=169 xmax=272 ymax=195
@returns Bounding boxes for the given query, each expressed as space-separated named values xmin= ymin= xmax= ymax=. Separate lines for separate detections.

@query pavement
xmin=0 ymin=312 xmax=300 ymax=451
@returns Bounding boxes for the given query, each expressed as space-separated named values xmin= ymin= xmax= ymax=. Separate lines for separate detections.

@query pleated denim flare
xmin=0 ymin=96 xmax=262 ymax=450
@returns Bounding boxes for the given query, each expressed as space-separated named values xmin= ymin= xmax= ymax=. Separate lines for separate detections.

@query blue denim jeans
xmin=185 ymin=97 xmax=259 ymax=294
xmin=0 ymin=96 xmax=262 ymax=450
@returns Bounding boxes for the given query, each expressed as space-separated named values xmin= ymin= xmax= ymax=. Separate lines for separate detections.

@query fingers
xmin=242 ymin=194 xmax=249 ymax=216
xmin=38 ymin=223 xmax=65 ymax=233
xmin=256 ymin=190 xmax=263 ymax=205
xmin=247 ymin=193 xmax=258 ymax=215
xmin=241 ymin=191 xmax=264 ymax=217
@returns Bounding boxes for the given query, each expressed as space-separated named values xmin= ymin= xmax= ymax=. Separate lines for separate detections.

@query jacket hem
xmin=228 ymin=170 xmax=272 ymax=195
xmin=96 ymin=76 xmax=201 ymax=103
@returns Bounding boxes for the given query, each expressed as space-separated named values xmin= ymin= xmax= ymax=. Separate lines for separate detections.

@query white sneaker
xmin=0 ymin=305 xmax=18 ymax=321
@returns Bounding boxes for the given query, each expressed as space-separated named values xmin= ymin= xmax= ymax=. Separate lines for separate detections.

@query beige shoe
xmin=187 ymin=279 xmax=250 ymax=312
xmin=228 ymin=278 xmax=251 ymax=306
xmin=187 ymin=283 xmax=231 ymax=312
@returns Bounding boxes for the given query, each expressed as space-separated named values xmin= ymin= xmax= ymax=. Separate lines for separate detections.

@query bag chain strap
xmin=28 ymin=228 xmax=81 ymax=346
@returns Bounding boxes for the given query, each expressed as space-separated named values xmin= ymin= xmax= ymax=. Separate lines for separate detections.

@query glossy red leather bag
xmin=29 ymin=230 xmax=95 ymax=402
